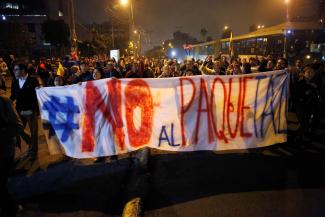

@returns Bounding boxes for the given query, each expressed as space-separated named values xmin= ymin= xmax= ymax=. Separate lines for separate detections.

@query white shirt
xmin=18 ymin=74 xmax=28 ymax=89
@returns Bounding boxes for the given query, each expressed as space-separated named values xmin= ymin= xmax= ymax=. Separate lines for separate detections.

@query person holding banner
xmin=10 ymin=63 xmax=40 ymax=162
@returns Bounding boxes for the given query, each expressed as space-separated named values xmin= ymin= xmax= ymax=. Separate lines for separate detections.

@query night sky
xmin=76 ymin=0 xmax=288 ymax=51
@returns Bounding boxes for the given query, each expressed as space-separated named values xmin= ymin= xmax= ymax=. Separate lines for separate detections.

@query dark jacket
xmin=0 ymin=77 xmax=5 ymax=91
xmin=0 ymin=96 xmax=23 ymax=160
xmin=10 ymin=75 xmax=40 ymax=112
xmin=104 ymin=69 xmax=123 ymax=79
xmin=72 ymin=71 xmax=93 ymax=83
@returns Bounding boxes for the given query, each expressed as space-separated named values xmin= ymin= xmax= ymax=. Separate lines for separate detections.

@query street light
xmin=119 ymin=0 xmax=138 ymax=54
xmin=224 ymin=25 xmax=229 ymax=30
xmin=285 ymin=0 xmax=290 ymax=22
xmin=120 ymin=0 xmax=129 ymax=7
xmin=171 ymin=50 xmax=177 ymax=57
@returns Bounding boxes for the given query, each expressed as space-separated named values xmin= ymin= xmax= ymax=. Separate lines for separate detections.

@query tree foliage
xmin=145 ymin=46 xmax=164 ymax=58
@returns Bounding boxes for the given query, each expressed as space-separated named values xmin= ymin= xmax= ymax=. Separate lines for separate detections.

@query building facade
xmin=0 ymin=0 xmax=91 ymax=57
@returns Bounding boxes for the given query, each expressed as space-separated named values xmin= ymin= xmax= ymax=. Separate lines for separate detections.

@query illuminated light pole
xmin=120 ymin=0 xmax=138 ymax=54
xmin=68 ymin=0 xmax=78 ymax=52
xmin=120 ymin=0 xmax=128 ymax=6
xmin=284 ymin=0 xmax=290 ymax=58
xmin=133 ymin=29 xmax=142 ymax=56
xmin=285 ymin=0 xmax=290 ymax=22
xmin=223 ymin=25 xmax=233 ymax=56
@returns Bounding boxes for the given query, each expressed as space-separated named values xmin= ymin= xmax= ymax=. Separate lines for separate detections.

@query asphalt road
xmin=8 ymin=142 xmax=325 ymax=217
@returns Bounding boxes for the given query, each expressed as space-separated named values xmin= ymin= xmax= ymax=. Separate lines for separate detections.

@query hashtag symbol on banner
xmin=43 ymin=96 xmax=80 ymax=142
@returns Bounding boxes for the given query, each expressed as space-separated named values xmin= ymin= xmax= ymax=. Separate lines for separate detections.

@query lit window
xmin=4 ymin=3 xmax=19 ymax=9
xmin=58 ymin=10 xmax=63 ymax=17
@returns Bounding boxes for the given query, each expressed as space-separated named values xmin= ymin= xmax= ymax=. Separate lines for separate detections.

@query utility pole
xmin=68 ymin=0 xmax=78 ymax=51
xmin=112 ymin=21 xmax=115 ymax=49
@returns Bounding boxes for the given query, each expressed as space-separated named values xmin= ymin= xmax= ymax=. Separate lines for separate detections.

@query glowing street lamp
xmin=171 ymin=50 xmax=177 ymax=57
xmin=285 ymin=0 xmax=290 ymax=22
xmin=133 ymin=30 xmax=138 ymax=34
xmin=224 ymin=25 xmax=229 ymax=31
xmin=120 ymin=0 xmax=129 ymax=7
xmin=257 ymin=25 xmax=265 ymax=29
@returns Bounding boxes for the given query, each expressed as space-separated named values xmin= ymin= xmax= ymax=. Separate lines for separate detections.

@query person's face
xmin=14 ymin=65 xmax=24 ymax=78
xmin=304 ymin=68 xmax=314 ymax=81
xmin=107 ymin=63 xmax=114 ymax=71
xmin=233 ymin=64 xmax=241 ymax=73
xmin=120 ymin=60 xmax=125 ymax=67
xmin=80 ymin=64 xmax=85 ymax=73
xmin=132 ymin=63 xmax=139 ymax=72
xmin=276 ymin=59 xmax=286 ymax=69
xmin=186 ymin=61 xmax=194 ymax=70
xmin=185 ymin=71 xmax=193 ymax=76
xmin=93 ymin=70 xmax=102 ymax=80
xmin=169 ymin=64 xmax=176 ymax=74
xmin=54 ymin=77 xmax=63 ymax=86
xmin=267 ymin=60 xmax=274 ymax=69
xmin=296 ymin=60 xmax=302 ymax=68
xmin=213 ymin=61 xmax=221 ymax=71
xmin=84 ymin=64 xmax=90 ymax=72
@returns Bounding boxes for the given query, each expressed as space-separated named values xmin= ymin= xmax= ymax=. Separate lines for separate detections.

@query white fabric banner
xmin=36 ymin=70 xmax=288 ymax=159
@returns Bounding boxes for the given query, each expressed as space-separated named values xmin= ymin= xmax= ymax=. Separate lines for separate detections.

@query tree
xmin=42 ymin=19 xmax=70 ymax=47
xmin=91 ymin=29 xmax=111 ymax=53
xmin=200 ymin=28 xmax=208 ymax=42
xmin=172 ymin=31 xmax=198 ymax=47
xmin=145 ymin=46 xmax=165 ymax=58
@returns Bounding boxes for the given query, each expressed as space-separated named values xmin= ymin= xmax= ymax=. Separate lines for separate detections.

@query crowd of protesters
xmin=0 ymin=52 xmax=325 ymax=216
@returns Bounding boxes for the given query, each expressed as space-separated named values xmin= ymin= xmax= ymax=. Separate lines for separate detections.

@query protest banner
xmin=36 ymin=70 xmax=288 ymax=158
